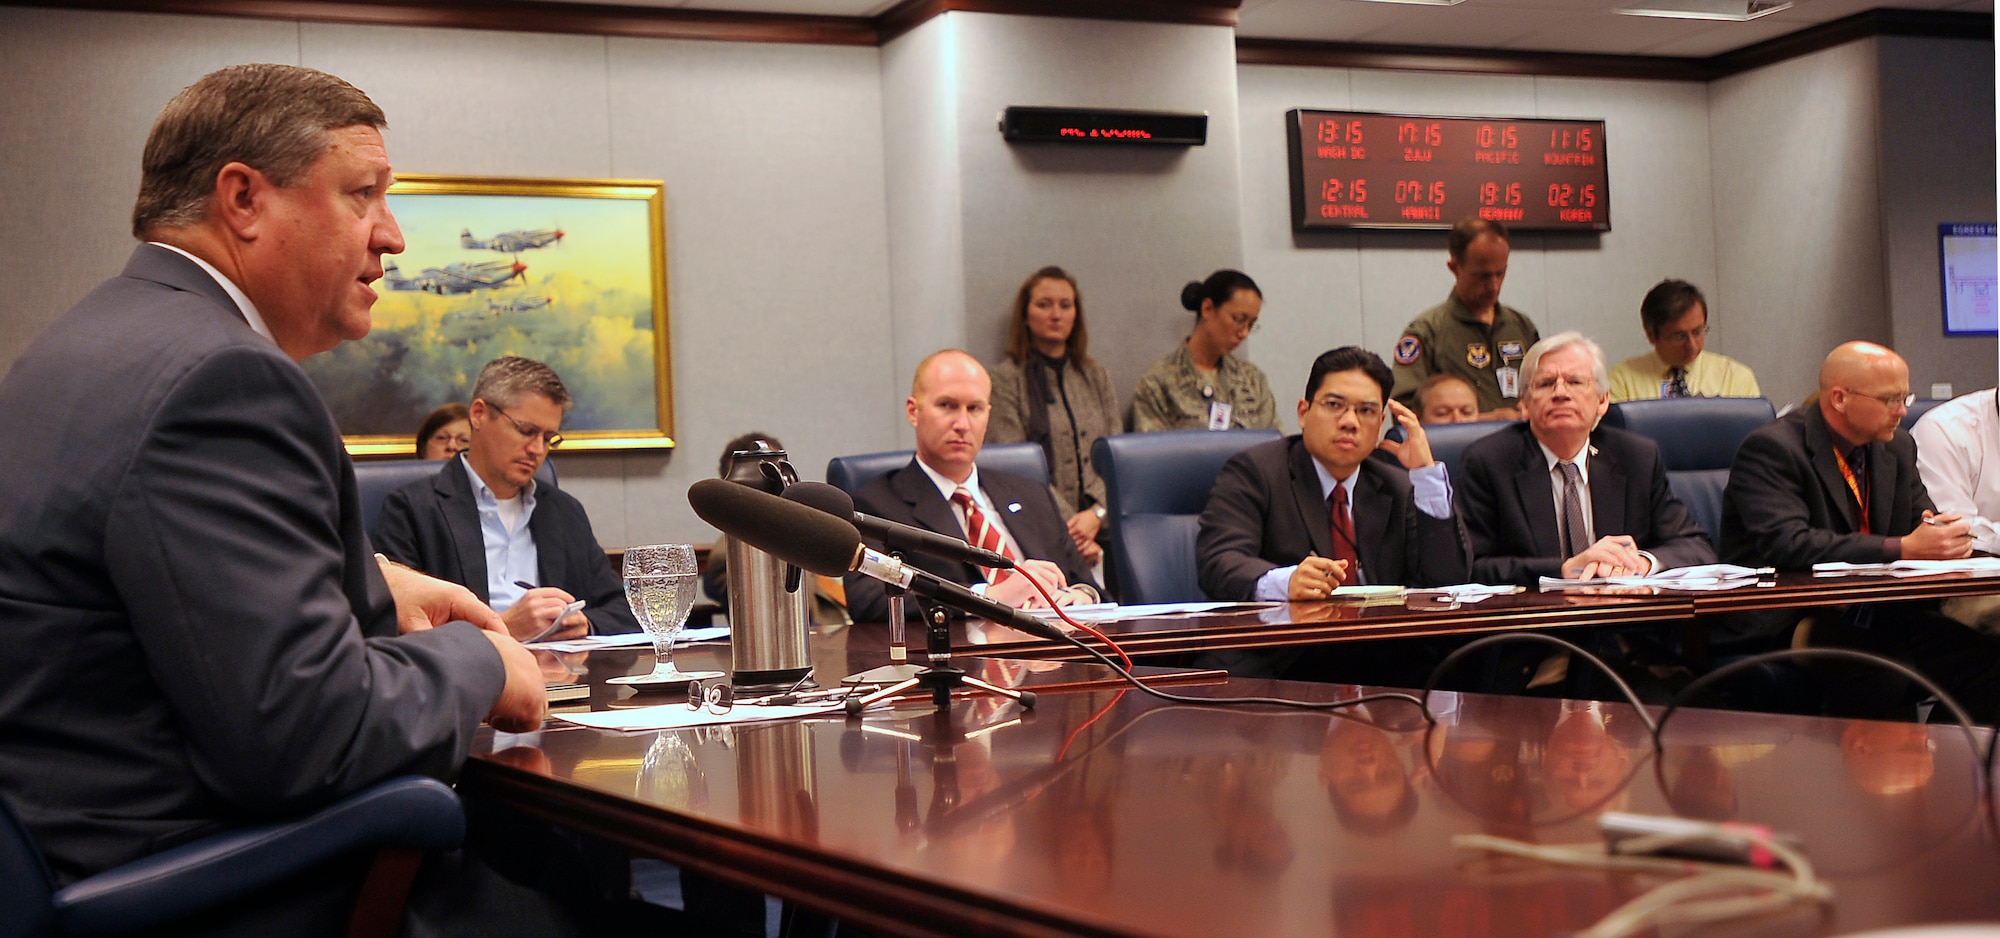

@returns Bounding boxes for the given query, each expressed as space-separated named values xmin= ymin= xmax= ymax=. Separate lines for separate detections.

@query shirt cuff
xmin=1409 ymin=463 xmax=1452 ymax=519
xmin=1638 ymin=550 xmax=1659 ymax=575
xmin=1256 ymin=566 xmax=1295 ymax=602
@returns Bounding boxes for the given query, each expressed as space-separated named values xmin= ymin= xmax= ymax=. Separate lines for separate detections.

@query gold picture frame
xmin=304 ymin=174 xmax=674 ymax=456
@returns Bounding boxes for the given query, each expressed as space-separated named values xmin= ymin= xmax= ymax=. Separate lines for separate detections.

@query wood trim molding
xmin=0 ymin=0 xmax=881 ymax=45
xmin=1236 ymin=8 xmax=1993 ymax=82
xmin=2 ymin=0 xmax=1984 ymax=73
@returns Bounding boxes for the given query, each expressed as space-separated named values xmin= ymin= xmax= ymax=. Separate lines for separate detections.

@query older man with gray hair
xmin=1456 ymin=330 xmax=1714 ymax=586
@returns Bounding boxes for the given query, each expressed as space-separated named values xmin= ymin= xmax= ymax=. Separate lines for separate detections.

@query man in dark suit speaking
xmin=845 ymin=349 xmax=1101 ymax=623
xmin=0 ymin=65 xmax=560 ymax=935
xmin=1458 ymin=331 xmax=1714 ymax=585
xmin=1197 ymin=346 xmax=1469 ymax=602
xmin=374 ymin=356 xmax=639 ymax=641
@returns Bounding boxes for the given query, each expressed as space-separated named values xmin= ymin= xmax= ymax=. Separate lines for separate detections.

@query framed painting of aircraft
xmin=302 ymin=174 xmax=674 ymax=455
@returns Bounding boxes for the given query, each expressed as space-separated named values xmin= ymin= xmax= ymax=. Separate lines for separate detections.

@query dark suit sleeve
xmin=1636 ymin=446 xmax=1716 ymax=570
xmin=1014 ymin=480 xmax=1101 ymax=595
xmin=843 ymin=480 xmax=902 ymax=624
xmin=1459 ymin=444 xmax=1561 ymax=585
xmin=1402 ymin=489 xmax=1472 ymax=588
xmin=1724 ymin=428 xmax=1893 ymax=569
xmin=104 ymin=347 xmax=502 ymax=813
xmin=1197 ymin=451 xmax=1282 ymax=600
xmin=370 ymin=486 xmax=425 ymax=569
xmin=569 ymin=512 xmax=638 ymax=635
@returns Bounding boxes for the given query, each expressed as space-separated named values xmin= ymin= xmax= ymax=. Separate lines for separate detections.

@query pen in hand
xmin=512 ymin=580 xmax=584 ymax=644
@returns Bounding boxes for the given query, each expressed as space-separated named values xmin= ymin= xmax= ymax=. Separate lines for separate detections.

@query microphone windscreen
xmin=688 ymin=478 xmax=859 ymax=577
xmin=782 ymin=481 xmax=855 ymax=520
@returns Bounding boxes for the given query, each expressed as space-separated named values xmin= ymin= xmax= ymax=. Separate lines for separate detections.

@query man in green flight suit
xmin=1388 ymin=217 xmax=1540 ymax=422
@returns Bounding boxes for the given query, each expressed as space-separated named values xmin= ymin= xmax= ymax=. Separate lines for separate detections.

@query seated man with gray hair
xmin=1457 ymin=331 xmax=1715 ymax=586
xmin=375 ymin=356 xmax=638 ymax=641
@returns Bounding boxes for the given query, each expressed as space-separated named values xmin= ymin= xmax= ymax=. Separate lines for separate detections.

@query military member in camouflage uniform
xmin=1133 ymin=269 xmax=1280 ymax=432
xmin=1388 ymin=218 xmax=1540 ymax=420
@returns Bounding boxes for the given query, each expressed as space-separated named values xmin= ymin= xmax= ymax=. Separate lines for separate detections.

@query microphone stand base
xmin=843 ymin=664 xmax=1037 ymax=716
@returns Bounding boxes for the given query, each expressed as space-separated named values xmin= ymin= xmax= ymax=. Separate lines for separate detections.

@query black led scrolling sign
xmin=1287 ymin=109 xmax=1612 ymax=232
xmin=1001 ymin=107 xmax=1208 ymax=146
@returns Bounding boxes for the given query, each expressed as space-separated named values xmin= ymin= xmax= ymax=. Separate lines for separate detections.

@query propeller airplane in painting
xmin=383 ymin=259 xmax=529 ymax=295
xmin=461 ymin=227 xmax=565 ymax=254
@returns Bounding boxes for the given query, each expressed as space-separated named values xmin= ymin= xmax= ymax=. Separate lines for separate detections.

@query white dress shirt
xmin=1911 ymin=389 xmax=2000 ymax=554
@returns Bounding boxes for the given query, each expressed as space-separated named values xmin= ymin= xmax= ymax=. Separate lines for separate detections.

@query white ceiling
xmin=536 ymin=0 xmax=1989 ymax=56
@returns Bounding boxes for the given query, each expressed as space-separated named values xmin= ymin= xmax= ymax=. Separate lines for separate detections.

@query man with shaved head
xmin=843 ymin=350 xmax=1101 ymax=623
xmin=1721 ymin=341 xmax=1999 ymax=718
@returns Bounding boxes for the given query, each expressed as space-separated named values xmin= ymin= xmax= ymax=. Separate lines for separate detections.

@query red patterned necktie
xmin=952 ymin=486 xmax=1019 ymax=583
xmin=1328 ymin=484 xmax=1360 ymax=577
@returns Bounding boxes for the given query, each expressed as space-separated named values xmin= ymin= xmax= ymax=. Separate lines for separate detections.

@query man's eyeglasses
xmin=1529 ymin=373 xmax=1597 ymax=395
xmin=687 ymin=680 xmax=734 ymax=715
xmin=1843 ymin=388 xmax=1915 ymax=410
xmin=1659 ymin=325 xmax=1708 ymax=346
xmin=1311 ymin=396 xmax=1383 ymax=420
xmin=485 ymin=402 xmax=563 ymax=448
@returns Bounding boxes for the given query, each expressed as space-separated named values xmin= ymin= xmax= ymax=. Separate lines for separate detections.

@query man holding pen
xmin=375 ymin=356 xmax=639 ymax=640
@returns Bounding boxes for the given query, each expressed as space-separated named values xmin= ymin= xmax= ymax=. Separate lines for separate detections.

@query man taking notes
xmin=845 ymin=350 xmax=1101 ymax=623
xmin=0 ymin=65 xmax=569 ymax=934
xmin=374 ymin=356 xmax=639 ymax=642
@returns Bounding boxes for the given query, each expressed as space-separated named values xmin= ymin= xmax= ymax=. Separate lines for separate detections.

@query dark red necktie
xmin=952 ymin=486 xmax=1018 ymax=584
xmin=1328 ymin=485 xmax=1360 ymax=577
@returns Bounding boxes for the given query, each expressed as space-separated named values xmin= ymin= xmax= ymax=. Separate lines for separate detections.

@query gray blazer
xmin=987 ymin=354 xmax=1121 ymax=517
xmin=0 ymin=245 xmax=503 ymax=885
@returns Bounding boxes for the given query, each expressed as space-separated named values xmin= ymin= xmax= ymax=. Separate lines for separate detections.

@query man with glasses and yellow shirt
xmin=1607 ymin=279 xmax=1761 ymax=401
xmin=376 ymin=356 xmax=639 ymax=642
xmin=1720 ymin=342 xmax=1999 ymax=718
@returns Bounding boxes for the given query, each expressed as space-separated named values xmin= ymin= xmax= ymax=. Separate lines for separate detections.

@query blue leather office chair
xmin=1602 ymin=397 xmax=1776 ymax=542
xmin=1091 ymin=429 xmax=1282 ymax=604
xmin=2 ymin=776 xmax=463 ymax=938
xmin=824 ymin=442 xmax=1049 ymax=495
xmin=1900 ymin=397 xmax=1945 ymax=431
xmin=1420 ymin=419 xmax=1512 ymax=480
xmin=355 ymin=457 xmax=558 ymax=540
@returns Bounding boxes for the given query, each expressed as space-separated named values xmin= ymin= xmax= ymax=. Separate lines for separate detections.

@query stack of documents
xmin=1539 ymin=563 xmax=1769 ymax=592
xmin=1812 ymin=557 xmax=2000 ymax=577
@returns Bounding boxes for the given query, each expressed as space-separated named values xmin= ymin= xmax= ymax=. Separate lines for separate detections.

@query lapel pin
xmin=1007 ymin=502 xmax=1022 ymax=513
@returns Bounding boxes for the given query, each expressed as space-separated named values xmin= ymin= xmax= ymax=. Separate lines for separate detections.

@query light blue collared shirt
xmin=1254 ymin=460 xmax=1453 ymax=600
xmin=462 ymin=455 xmax=540 ymax=610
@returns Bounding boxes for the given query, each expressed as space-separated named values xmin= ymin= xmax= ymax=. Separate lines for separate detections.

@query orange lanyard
xmin=1833 ymin=447 xmax=1870 ymax=535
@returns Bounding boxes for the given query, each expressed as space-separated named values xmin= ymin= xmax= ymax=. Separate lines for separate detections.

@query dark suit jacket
xmin=844 ymin=458 xmax=1100 ymax=623
xmin=1459 ymin=423 xmax=1715 ymax=585
xmin=0 ymin=245 xmax=503 ymax=885
xmin=372 ymin=457 xmax=639 ymax=634
xmin=1196 ymin=437 xmax=1471 ymax=600
xmin=1720 ymin=406 xmax=1931 ymax=570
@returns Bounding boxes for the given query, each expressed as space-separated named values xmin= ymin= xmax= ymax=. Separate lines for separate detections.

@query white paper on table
xmin=1813 ymin=557 xmax=2000 ymax=577
xmin=1540 ymin=563 xmax=1768 ymax=592
xmin=1406 ymin=583 xmax=1524 ymax=604
xmin=554 ymin=699 xmax=847 ymax=731
xmin=530 ymin=625 xmax=730 ymax=653
xmin=1020 ymin=600 xmax=1270 ymax=623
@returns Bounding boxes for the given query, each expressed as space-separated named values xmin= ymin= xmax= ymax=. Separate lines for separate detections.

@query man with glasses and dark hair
xmin=376 ymin=356 xmax=638 ymax=641
xmin=1458 ymin=331 xmax=1714 ymax=586
xmin=1606 ymin=278 xmax=1761 ymax=402
xmin=1720 ymin=342 xmax=2000 ymax=718
xmin=1196 ymin=346 xmax=1469 ymax=679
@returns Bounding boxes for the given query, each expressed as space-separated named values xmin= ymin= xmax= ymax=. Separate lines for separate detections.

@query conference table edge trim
xmin=458 ymin=757 xmax=1146 ymax=938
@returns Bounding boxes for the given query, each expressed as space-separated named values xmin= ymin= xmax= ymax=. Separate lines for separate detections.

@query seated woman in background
xmin=988 ymin=266 xmax=1119 ymax=565
xmin=415 ymin=402 xmax=470 ymax=459
xmin=1133 ymin=269 xmax=1279 ymax=433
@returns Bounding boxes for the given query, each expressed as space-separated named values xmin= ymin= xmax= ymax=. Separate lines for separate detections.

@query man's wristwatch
xmin=1092 ymin=504 xmax=1108 ymax=521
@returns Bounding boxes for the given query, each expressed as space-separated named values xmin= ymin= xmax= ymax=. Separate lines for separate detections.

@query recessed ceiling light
xmin=1617 ymin=0 xmax=1790 ymax=21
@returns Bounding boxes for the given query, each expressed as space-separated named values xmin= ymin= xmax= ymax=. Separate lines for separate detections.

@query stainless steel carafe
xmin=722 ymin=444 xmax=814 ymax=688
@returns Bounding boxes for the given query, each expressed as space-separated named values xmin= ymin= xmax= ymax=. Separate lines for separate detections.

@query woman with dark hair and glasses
xmin=1132 ymin=269 xmax=1278 ymax=433
xmin=987 ymin=266 xmax=1120 ymax=564
xmin=415 ymin=402 xmax=471 ymax=459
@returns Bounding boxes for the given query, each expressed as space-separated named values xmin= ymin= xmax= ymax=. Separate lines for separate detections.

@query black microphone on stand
xmin=782 ymin=481 xmax=1013 ymax=571
xmin=687 ymin=479 xmax=1066 ymax=643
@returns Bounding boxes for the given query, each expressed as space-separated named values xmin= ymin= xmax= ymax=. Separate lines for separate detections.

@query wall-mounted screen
xmin=1287 ymin=109 xmax=1611 ymax=232
xmin=1940 ymin=223 xmax=1997 ymax=336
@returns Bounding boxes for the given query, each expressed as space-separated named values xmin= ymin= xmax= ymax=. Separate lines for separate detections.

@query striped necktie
xmin=951 ymin=486 xmax=1018 ymax=583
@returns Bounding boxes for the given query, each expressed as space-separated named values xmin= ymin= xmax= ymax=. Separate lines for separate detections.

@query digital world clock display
xmin=1287 ymin=109 xmax=1612 ymax=232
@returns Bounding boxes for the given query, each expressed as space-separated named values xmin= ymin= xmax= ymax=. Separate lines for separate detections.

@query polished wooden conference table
xmin=465 ymin=637 xmax=2000 ymax=938
xmin=913 ymin=569 xmax=2000 ymax=662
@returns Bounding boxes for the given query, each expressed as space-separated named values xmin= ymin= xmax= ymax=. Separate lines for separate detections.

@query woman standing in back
xmin=988 ymin=266 xmax=1120 ymax=565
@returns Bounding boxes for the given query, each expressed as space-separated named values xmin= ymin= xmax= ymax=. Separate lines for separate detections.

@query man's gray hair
xmin=1522 ymin=331 xmax=1610 ymax=392
xmin=472 ymin=356 xmax=572 ymax=411
xmin=132 ymin=64 xmax=386 ymax=237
